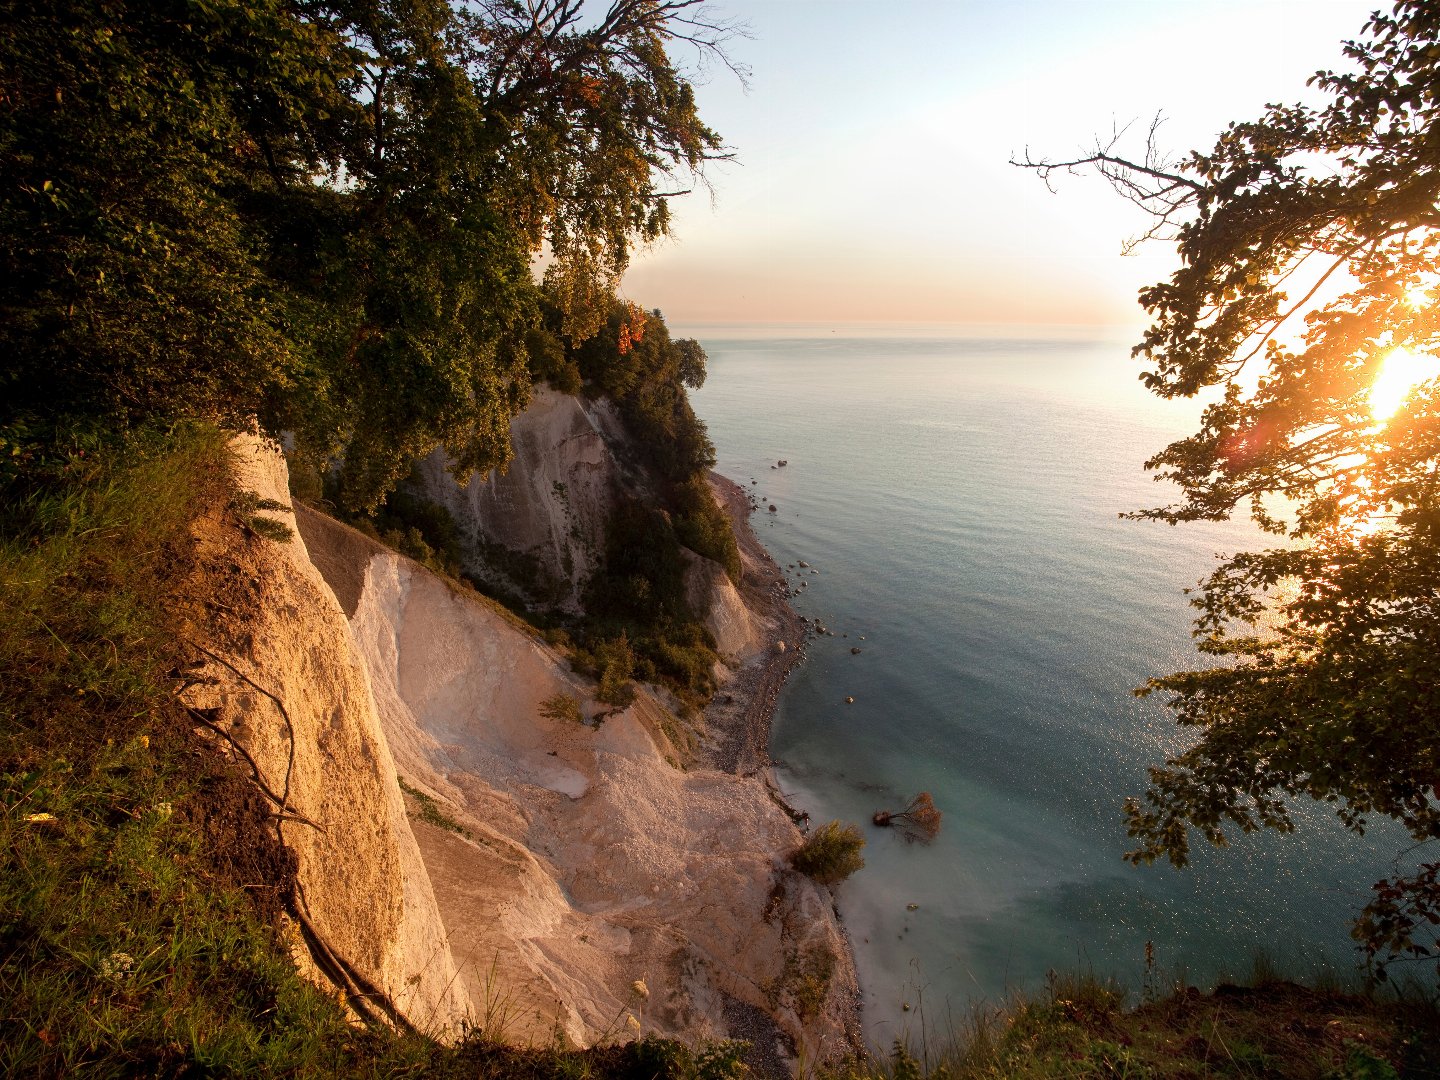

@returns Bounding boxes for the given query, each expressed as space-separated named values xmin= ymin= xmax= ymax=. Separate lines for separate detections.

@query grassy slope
xmin=835 ymin=972 xmax=1440 ymax=1080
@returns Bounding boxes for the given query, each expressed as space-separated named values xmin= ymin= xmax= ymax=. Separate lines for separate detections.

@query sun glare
xmin=1369 ymin=347 xmax=1438 ymax=423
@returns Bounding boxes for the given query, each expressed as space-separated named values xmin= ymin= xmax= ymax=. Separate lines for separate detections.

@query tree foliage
xmin=1 ymin=0 xmax=734 ymax=510
xmin=559 ymin=302 xmax=739 ymax=706
xmin=573 ymin=300 xmax=717 ymax=481
xmin=791 ymin=821 xmax=866 ymax=886
xmin=1020 ymin=1 xmax=1440 ymax=971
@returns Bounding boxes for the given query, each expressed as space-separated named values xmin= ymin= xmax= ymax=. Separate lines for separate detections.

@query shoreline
xmin=704 ymin=470 xmax=866 ymax=1058
xmin=702 ymin=470 xmax=807 ymax=777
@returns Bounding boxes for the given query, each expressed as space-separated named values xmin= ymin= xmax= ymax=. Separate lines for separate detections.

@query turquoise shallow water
xmin=686 ymin=328 xmax=1410 ymax=1043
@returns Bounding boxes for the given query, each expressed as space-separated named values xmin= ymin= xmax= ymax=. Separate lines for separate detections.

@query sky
xmin=621 ymin=0 xmax=1381 ymax=332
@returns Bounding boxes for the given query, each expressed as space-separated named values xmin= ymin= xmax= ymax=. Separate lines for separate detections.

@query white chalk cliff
xmin=414 ymin=387 xmax=631 ymax=612
xmin=185 ymin=414 xmax=857 ymax=1068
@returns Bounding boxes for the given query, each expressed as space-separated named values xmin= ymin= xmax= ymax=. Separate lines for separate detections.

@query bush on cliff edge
xmin=792 ymin=821 xmax=866 ymax=886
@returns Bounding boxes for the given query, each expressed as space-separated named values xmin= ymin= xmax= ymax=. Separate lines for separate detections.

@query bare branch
xmin=1012 ymin=114 xmax=1205 ymax=249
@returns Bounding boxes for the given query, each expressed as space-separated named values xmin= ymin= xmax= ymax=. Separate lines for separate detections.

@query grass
xmin=823 ymin=970 xmax=1440 ymax=1080
xmin=399 ymin=777 xmax=474 ymax=839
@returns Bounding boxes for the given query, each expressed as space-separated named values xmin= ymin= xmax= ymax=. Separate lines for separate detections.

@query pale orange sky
xmin=622 ymin=0 xmax=1378 ymax=332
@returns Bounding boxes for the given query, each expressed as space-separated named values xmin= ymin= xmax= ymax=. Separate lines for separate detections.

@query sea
xmin=684 ymin=325 xmax=1414 ymax=1044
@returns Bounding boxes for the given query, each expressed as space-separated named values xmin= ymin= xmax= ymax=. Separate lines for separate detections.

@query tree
xmin=1018 ymin=1 xmax=1440 ymax=974
xmin=792 ymin=821 xmax=866 ymax=886
xmin=270 ymin=0 xmax=740 ymax=509
xmin=1 ymin=0 xmax=738 ymax=510
xmin=0 ymin=0 xmax=351 ymax=430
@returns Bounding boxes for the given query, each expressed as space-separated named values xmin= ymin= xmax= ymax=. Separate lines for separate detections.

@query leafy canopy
xmin=0 ymin=0 xmax=736 ymax=510
xmin=1021 ymin=1 xmax=1440 ymax=972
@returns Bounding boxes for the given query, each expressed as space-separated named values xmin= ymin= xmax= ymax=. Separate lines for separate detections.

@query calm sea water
xmin=686 ymin=328 xmax=1410 ymax=1043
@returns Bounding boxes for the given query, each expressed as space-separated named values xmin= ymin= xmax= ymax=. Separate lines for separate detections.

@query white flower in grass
xmin=99 ymin=952 xmax=136 ymax=980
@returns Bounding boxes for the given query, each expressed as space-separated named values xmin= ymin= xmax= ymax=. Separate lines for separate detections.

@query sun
xmin=1368 ymin=347 xmax=1438 ymax=423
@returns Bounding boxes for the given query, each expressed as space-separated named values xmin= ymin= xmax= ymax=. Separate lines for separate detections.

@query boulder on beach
xmin=768 ymin=504 xmax=777 ymax=512
xmin=845 ymin=696 xmax=855 ymax=704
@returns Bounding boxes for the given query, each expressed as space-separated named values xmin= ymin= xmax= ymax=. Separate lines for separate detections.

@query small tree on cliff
xmin=792 ymin=821 xmax=866 ymax=886
xmin=1018 ymin=0 xmax=1440 ymax=974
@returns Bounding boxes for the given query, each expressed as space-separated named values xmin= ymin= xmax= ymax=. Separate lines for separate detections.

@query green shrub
xmin=539 ymin=693 xmax=585 ymax=725
xmin=673 ymin=475 xmax=741 ymax=582
xmin=594 ymin=634 xmax=637 ymax=707
xmin=792 ymin=821 xmax=866 ymax=885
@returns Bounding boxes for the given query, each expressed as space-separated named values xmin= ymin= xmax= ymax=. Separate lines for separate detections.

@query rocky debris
xmin=768 ymin=504 xmax=777 ymax=512
xmin=850 ymin=647 xmax=862 ymax=655
xmin=844 ymin=696 xmax=855 ymax=704
xmin=775 ymin=640 xmax=787 ymax=654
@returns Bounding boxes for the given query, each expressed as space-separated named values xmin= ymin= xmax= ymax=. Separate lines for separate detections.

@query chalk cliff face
xmin=414 ymin=387 xmax=631 ymax=612
xmin=190 ymin=426 xmax=857 ymax=1067
xmin=413 ymin=384 xmax=764 ymax=687
xmin=297 ymin=497 xmax=857 ymax=1062
xmin=180 ymin=435 xmax=470 ymax=1033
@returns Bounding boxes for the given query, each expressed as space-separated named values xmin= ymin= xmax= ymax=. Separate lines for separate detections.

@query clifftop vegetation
xmin=1 ymin=0 xmax=735 ymax=511
xmin=3 ymin=0 xmax=742 ymax=710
